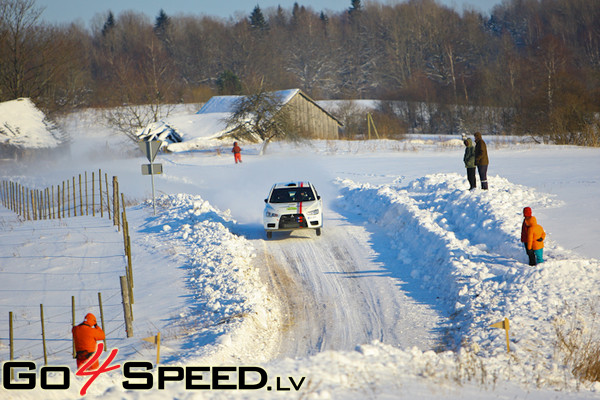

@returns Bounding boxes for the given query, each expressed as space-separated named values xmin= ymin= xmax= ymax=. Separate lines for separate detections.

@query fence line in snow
xmin=0 ymin=170 xmax=136 ymax=364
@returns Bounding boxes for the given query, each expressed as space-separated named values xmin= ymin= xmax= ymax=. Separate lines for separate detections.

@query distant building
xmin=199 ymin=89 xmax=341 ymax=140
xmin=0 ymin=98 xmax=65 ymax=160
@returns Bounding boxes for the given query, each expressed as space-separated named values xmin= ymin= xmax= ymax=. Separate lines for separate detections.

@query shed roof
xmin=198 ymin=89 xmax=341 ymax=126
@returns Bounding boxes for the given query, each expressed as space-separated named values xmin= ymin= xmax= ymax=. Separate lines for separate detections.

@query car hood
xmin=266 ymin=200 xmax=319 ymax=213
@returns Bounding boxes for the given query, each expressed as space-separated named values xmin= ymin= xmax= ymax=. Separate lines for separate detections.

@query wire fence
xmin=0 ymin=169 xmax=122 ymax=229
xmin=0 ymin=171 xmax=135 ymax=365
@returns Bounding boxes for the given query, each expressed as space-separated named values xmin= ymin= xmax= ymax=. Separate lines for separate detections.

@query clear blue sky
xmin=36 ymin=0 xmax=501 ymax=25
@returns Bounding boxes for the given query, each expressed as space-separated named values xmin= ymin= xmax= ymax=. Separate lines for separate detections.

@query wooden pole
xmin=112 ymin=177 xmax=118 ymax=227
xmin=79 ymin=174 xmax=83 ymax=216
xmin=85 ymin=172 xmax=89 ymax=216
xmin=9 ymin=311 xmax=14 ymax=381
xmin=26 ymin=188 xmax=30 ymax=220
xmin=120 ymin=276 xmax=133 ymax=338
xmin=72 ymin=296 xmax=76 ymax=358
xmin=46 ymin=188 xmax=51 ymax=219
xmin=72 ymin=176 xmax=77 ymax=217
xmin=40 ymin=304 xmax=48 ymax=365
xmin=57 ymin=186 xmax=61 ymax=220
xmin=105 ymin=173 xmax=110 ymax=220
xmin=31 ymin=189 xmax=35 ymax=220
xmin=51 ymin=185 xmax=55 ymax=219
xmin=67 ymin=180 xmax=70 ymax=217
xmin=156 ymin=332 xmax=161 ymax=365
xmin=92 ymin=172 xmax=95 ymax=217
xmin=98 ymin=292 xmax=107 ymax=350
xmin=99 ymin=170 xmax=103 ymax=218
xmin=62 ymin=181 xmax=65 ymax=218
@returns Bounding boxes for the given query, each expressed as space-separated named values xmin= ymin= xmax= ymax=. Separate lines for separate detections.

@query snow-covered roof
xmin=136 ymin=112 xmax=235 ymax=152
xmin=0 ymin=98 xmax=62 ymax=149
xmin=197 ymin=89 xmax=300 ymax=114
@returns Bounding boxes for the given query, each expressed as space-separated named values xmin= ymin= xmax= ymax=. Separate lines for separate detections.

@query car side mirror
xmin=317 ymin=196 xmax=321 ymax=200
xmin=264 ymin=199 xmax=267 ymax=203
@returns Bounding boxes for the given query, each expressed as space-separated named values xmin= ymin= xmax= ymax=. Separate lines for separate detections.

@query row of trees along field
xmin=1 ymin=0 xmax=599 ymax=144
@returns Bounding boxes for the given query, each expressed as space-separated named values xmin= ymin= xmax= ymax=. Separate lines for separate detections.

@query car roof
xmin=271 ymin=181 xmax=313 ymax=189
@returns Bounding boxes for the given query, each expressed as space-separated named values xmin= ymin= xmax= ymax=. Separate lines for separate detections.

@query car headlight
xmin=265 ymin=210 xmax=279 ymax=218
xmin=307 ymin=209 xmax=320 ymax=215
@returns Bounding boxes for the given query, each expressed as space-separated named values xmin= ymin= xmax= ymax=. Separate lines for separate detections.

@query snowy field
xmin=1 ymin=109 xmax=600 ymax=399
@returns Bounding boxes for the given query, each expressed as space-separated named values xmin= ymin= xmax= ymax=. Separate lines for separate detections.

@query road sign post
xmin=138 ymin=141 xmax=162 ymax=215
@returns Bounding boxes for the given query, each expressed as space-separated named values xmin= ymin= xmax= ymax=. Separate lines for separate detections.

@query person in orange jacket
xmin=521 ymin=207 xmax=534 ymax=264
xmin=232 ymin=142 xmax=242 ymax=164
xmin=525 ymin=216 xmax=546 ymax=266
xmin=72 ymin=313 xmax=105 ymax=370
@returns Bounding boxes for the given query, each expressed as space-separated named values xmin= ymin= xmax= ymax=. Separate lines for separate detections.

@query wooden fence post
xmin=105 ymin=173 xmax=110 ymax=220
xmin=40 ymin=304 xmax=47 ymax=365
xmin=46 ymin=188 xmax=51 ymax=219
xmin=9 ymin=311 xmax=14 ymax=381
xmin=31 ymin=189 xmax=37 ymax=220
xmin=57 ymin=186 xmax=61 ymax=220
xmin=51 ymin=186 xmax=55 ymax=219
xmin=85 ymin=172 xmax=89 ymax=216
xmin=79 ymin=174 xmax=83 ymax=216
xmin=92 ymin=172 xmax=95 ymax=217
xmin=112 ymin=176 xmax=118 ymax=228
xmin=98 ymin=292 xmax=107 ymax=350
xmin=72 ymin=176 xmax=77 ymax=217
xmin=72 ymin=296 xmax=76 ymax=358
xmin=120 ymin=276 xmax=133 ymax=338
xmin=99 ymin=169 xmax=103 ymax=218
xmin=67 ymin=180 xmax=70 ymax=217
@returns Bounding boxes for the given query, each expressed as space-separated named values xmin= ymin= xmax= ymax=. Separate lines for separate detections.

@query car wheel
xmin=316 ymin=228 xmax=321 ymax=236
xmin=266 ymin=231 xmax=272 ymax=239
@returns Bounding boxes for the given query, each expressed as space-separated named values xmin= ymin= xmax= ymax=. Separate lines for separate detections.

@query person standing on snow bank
xmin=463 ymin=138 xmax=476 ymax=190
xmin=521 ymin=207 xmax=535 ymax=264
xmin=72 ymin=313 xmax=105 ymax=370
xmin=474 ymin=132 xmax=489 ymax=190
xmin=232 ymin=142 xmax=242 ymax=164
xmin=525 ymin=216 xmax=546 ymax=266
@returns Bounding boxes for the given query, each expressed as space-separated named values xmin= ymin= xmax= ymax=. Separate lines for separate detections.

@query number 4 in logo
xmin=76 ymin=343 xmax=120 ymax=396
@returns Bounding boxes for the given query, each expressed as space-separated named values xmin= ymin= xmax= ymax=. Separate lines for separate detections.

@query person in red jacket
xmin=72 ymin=313 xmax=105 ymax=370
xmin=525 ymin=216 xmax=546 ymax=266
xmin=521 ymin=207 xmax=534 ymax=264
xmin=232 ymin=142 xmax=242 ymax=164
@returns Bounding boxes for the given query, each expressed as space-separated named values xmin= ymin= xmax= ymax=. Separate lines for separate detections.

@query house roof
xmin=198 ymin=89 xmax=300 ymax=114
xmin=0 ymin=98 xmax=62 ymax=149
xmin=198 ymin=89 xmax=342 ymax=126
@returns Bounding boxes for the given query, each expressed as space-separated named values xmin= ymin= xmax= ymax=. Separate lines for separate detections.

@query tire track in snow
xmin=254 ymin=210 xmax=442 ymax=359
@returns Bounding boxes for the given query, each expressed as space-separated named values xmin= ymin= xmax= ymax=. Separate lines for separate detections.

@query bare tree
xmin=225 ymin=86 xmax=297 ymax=154
xmin=92 ymin=11 xmax=181 ymax=142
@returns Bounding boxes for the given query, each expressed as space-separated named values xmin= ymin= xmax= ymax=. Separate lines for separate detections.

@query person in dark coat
xmin=474 ymin=132 xmax=489 ymax=190
xmin=463 ymin=138 xmax=476 ymax=190
xmin=72 ymin=313 xmax=105 ymax=370
xmin=232 ymin=142 xmax=242 ymax=164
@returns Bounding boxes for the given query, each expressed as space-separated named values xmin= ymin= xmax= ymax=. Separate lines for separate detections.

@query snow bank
xmin=141 ymin=193 xmax=282 ymax=365
xmin=335 ymin=173 xmax=600 ymax=390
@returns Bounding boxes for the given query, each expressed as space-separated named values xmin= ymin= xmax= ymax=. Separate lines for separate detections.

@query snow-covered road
xmin=255 ymin=207 xmax=442 ymax=358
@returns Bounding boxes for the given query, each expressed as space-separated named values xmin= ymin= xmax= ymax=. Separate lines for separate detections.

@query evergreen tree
xmin=154 ymin=9 xmax=171 ymax=40
xmin=249 ymin=5 xmax=268 ymax=31
xmin=348 ymin=0 xmax=362 ymax=18
xmin=216 ymin=70 xmax=242 ymax=95
xmin=101 ymin=11 xmax=115 ymax=37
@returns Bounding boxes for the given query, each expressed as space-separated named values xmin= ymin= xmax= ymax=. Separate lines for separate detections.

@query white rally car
xmin=263 ymin=181 xmax=323 ymax=239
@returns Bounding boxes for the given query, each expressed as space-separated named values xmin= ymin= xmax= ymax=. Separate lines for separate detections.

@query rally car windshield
xmin=269 ymin=187 xmax=315 ymax=203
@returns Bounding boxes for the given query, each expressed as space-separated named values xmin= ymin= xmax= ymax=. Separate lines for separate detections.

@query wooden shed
xmin=198 ymin=89 xmax=342 ymax=140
